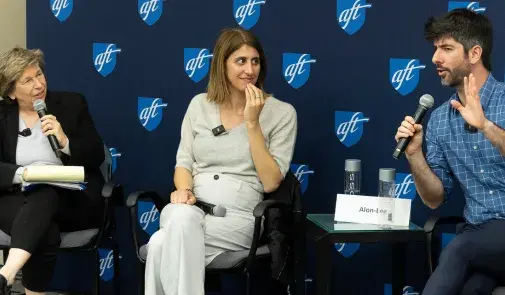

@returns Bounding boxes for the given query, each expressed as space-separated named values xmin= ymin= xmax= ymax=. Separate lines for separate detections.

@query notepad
xmin=21 ymin=166 xmax=87 ymax=191
xmin=23 ymin=166 xmax=85 ymax=182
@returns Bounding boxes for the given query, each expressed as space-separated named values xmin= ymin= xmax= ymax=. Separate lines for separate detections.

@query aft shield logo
xmin=138 ymin=201 xmax=160 ymax=236
xmin=93 ymin=43 xmax=122 ymax=77
xmin=335 ymin=111 xmax=370 ymax=147
xmin=448 ymin=1 xmax=486 ymax=13
xmin=337 ymin=0 xmax=372 ymax=35
xmin=98 ymin=249 xmax=114 ymax=281
xmin=50 ymin=0 xmax=73 ymax=22
xmin=390 ymin=58 xmax=426 ymax=96
xmin=334 ymin=243 xmax=360 ymax=258
xmin=233 ymin=0 xmax=266 ymax=29
xmin=290 ymin=164 xmax=314 ymax=194
xmin=184 ymin=48 xmax=213 ymax=83
xmin=138 ymin=0 xmax=163 ymax=26
xmin=138 ymin=97 xmax=168 ymax=132
xmin=283 ymin=53 xmax=316 ymax=89
xmin=395 ymin=173 xmax=416 ymax=200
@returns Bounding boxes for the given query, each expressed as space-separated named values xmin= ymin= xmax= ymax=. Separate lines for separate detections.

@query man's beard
xmin=440 ymin=61 xmax=471 ymax=88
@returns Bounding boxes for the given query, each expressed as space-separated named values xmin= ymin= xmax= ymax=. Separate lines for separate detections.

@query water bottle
xmin=344 ymin=159 xmax=361 ymax=195
xmin=378 ymin=168 xmax=396 ymax=225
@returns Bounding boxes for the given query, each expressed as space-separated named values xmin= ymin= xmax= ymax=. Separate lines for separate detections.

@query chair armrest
xmin=244 ymin=200 xmax=292 ymax=272
xmin=253 ymin=199 xmax=292 ymax=218
xmin=93 ymin=181 xmax=124 ymax=250
xmin=423 ymin=215 xmax=465 ymax=274
xmin=101 ymin=181 xmax=116 ymax=199
xmin=126 ymin=190 xmax=168 ymax=262
xmin=126 ymin=190 xmax=168 ymax=212
xmin=423 ymin=216 xmax=466 ymax=233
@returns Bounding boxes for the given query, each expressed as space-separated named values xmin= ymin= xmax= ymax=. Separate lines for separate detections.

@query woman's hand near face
xmin=243 ymin=83 xmax=265 ymax=128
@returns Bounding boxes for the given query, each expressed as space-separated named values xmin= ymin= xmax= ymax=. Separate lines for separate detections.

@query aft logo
xmin=334 ymin=243 xmax=360 ymax=258
xmin=138 ymin=97 xmax=168 ymax=132
xmin=108 ymin=148 xmax=122 ymax=174
xmin=138 ymin=0 xmax=163 ymax=26
xmin=138 ymin=201 xmax=160 ymax=236
xmin=184 ymin=48 xmax=213 ymax=83
xmin=337 ymin=0 xmax=372 ymax=35
xmin=93 ymin=43 xmax=122 ymax=77
xmin=390 ymin=58 xmax=426 ymax=96
xmin=395 ymin=173 xmax=416 ymax=201
xmin=384 ymin=284 xmax=419 ymax=295
xmin=290 ymin=164 xmax=314 ymax=195
xmin=233 ymin=0 xmax=266 ymax=29
xmin=335 ymin=111 xmax=370 ymax=147
xmin=50 ymin=0 xmax=73 ymax=22
xmin=283 ymin=53 xmax=316 ymax=89
xmin=98 ymin=249 xmax=114 ymax=281
xmin=448 ymin=1 xmax=486 ymax=13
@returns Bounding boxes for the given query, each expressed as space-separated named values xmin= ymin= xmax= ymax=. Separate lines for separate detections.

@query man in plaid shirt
xmin=395 ymin=8 xmax=505 ymax=295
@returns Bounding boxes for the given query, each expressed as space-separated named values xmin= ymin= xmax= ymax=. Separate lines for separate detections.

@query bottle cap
xmin=345 ymin=159 xmax=361 ymax=172
xmin=379 ymin=168 xmax=395 ymax=182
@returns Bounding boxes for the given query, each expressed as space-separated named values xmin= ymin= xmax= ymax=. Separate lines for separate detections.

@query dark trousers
xmin=422 ymin=219 xmax=505 ymax=295
xmin=0 ymin=185 xmax=103 ymax=292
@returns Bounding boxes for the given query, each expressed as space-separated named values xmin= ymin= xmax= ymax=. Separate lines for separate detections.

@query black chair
xmin=0 ymin=145 xmax=123 ymax=295
xmin=424 ymin=216 xmax=505 ymax=295
xmin=127 ymin=171 xmax=306 ymax=295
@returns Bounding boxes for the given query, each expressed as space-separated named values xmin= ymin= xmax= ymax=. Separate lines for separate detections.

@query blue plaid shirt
xmin=426 ymin=74 xmax=505 ymax=224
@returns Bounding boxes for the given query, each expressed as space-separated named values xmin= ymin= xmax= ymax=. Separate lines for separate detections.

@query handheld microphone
xmin=33 ymin=99 xmax=62 ymax=158
xmin=393 ymin=94 xmax=435 ymax=159
xmin=195 ymin=200 xmax=227 ymax=217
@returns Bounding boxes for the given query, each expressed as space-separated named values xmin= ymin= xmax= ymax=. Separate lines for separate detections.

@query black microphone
xmin=212 ymin=125 xmax=226 ymax=136
xmin=393 ymin=94 xmax=435 ymax=159
xmin=464 ymin=122 xmax=478 ymax=133
xmin=195 ymin=200 xmax=227 ymax=217
xmin=33 ymin=99 xmax=62 ymax=158
xmin=18 ymin=128 xmax=32 ymax=137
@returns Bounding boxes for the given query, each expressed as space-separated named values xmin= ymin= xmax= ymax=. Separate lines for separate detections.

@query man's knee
xmin=460 ymin=272 xmax=496 ymax=295
xmin=159 ymin=204 xmax=203 ymax=229
xmin=440 ymin=234 xmax=475 ymax=263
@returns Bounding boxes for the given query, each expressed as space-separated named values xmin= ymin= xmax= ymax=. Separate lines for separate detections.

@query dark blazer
xmin=0 ymin=91 xmax=105 ymax=203
xmin=264 ymin=171 xmax=304 ymax=285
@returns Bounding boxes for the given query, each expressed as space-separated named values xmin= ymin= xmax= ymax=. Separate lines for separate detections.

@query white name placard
xmin=334 ymin=194 xmax=411 ymax=227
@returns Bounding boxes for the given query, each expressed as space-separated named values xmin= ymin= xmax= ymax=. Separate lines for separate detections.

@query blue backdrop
xmin=26 ymin=0 xmax=505 ymax=294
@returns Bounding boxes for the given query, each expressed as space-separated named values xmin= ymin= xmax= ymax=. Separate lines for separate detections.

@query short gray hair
xmin=0 ymin=47 xmax=45 ymax=99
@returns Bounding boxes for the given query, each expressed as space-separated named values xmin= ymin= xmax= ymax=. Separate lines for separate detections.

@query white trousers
xmin=144 ymin=173 xmax=263 ymax=295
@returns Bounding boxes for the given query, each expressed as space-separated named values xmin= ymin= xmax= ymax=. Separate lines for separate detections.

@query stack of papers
xmin=21 ymin=166 xmax=87 ymax=191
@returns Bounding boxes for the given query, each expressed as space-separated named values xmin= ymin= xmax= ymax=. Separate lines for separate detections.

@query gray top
xmin=17 ymin=117 xmax=63 ymax=167
xmin=13 ymin=116 xmax=70 ymax=184
xmin=176 ymin=93 xmax=298 ymax=192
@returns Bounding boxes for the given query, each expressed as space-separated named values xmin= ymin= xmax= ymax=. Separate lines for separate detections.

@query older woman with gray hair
xmin=0 ymin=47 xmax=105 ymax=295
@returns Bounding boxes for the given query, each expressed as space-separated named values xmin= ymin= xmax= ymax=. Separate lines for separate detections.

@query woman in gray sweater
xmin=145 ymin=27 xmax=298 ymax=295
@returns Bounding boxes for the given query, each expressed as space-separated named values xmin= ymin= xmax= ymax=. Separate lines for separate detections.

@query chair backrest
xmin=100 ymin=144 xmax=113 ymax=182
